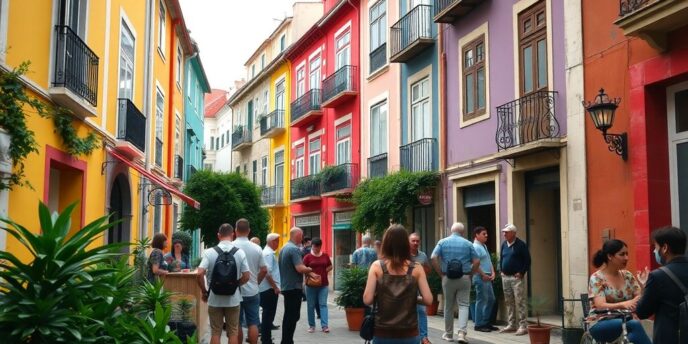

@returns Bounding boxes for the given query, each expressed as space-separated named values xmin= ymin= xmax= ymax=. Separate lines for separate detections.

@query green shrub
xmin=334 ymin=267 xmax=368 ymax=308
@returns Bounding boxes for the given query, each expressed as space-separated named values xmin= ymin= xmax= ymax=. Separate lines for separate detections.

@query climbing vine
xmin=51 ymin=106 xmax=100 ymax=156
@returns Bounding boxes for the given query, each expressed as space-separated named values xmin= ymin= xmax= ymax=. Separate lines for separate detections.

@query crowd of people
xmin=146 ymin=219 xmax=688 ymax=344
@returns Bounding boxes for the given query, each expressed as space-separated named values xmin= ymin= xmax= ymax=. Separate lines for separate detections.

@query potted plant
xmin=561 ymin=297 xmax=584 ymax=343
xmin=426 ymin=269 xmax=442 ymax=316
xmin=168 ymin=298 xmax=197 ymax=342
xmin=528 ymin=296 xmax=552 ymax=344
xmin=334 ymin=266 xmax=368 ymax=331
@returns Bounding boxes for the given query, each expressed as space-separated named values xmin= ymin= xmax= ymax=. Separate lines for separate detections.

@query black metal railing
xmin=155 ymin=138 xmax=163 ymax=167
xmin=174 ymin=155 xmax=184 ymax=180
xmin=52 ymin=25 xmax=99 ymax=106
xmin=260 ymin=109 xmax=285 ymax=136
xmin=231 ymin=126 xmax=252 ymax=149
xmin=391 ymin=5 xmax=433 ymax=58
xmin=322 ymin=65 xmax=358 ymax=104
xmin=290 ymin=174 xmax=321 ymax=200
xmin=370 ymin=43 xmax=387 ymax=73
xmin=368 ymin=153 xmax=388 ymax=178
xmin=400 ymin=138 xmax=437 ymax=172
xmin=291 ymin=89 xmax=322 ymax=123
xmin=321 ymin=163 xmax=359 ymax=194
xmin=619 ymin=0 xmax=654 ymax=16
xmin=187 ymin=165 xmax=197 ymax=180
xmin=261 ymin=186 xmax=284 ymax=205
xmin=116 ymin=98 xmax=146 ymax=153
xmin=495 ymin=91 xmax=559 ymax=151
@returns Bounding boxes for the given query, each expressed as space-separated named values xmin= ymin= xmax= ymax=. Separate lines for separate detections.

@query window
xmin=276 ymin=80 xmax=285 ymax=111
xmin=226 ymin=130 xmax=230 ymax=144
xmin=158 ymin=0 xmax=166 ymax=54
xmin=519 ymin=1 xmax=547 ymax=96
xmin=215 ymin=137 xmax=219 ymax=150
xmin=155 ymin=88 xmax=164 ymax=163
xmin=369 ymin=0 xmax=387 ymax=72
xmin=296 ymin=67 xmax=305 ymax=97
xmin=295 ymin=145 xmax=305 ymax=178
xmin=263 ymin=89 xmax=269 ymax=114
xmin=210 ymin=136 xmax=214 ymax=150
xmin=279 ymin=34 xmax=286 ymax=52
xmin=274 ymin=150 xmax=284 ymax=186
xmin=260 ymin=54 xmax=265 ymax=69
xmin=176 ymin=44 xmax=182 ymax=86
xmin=235 ymin=166 xmax=240 ymax=173
xmin=175 ymin=114 xmax=181 ymax=155
xmin=261 ymin=156 xmax=268 ymax=186
xmin=118 ymin=20 xmax=135 ymax=100
xmin=251 ymin=64 xmax=256 ymax=78
xmin=309 ymin=56 xmax=321 ymax=90
xmin=309 ymin=138 xmax=321 ymax=175
xmin=252 ymin=160 xmax=258 ymax=184
xmin=371 ymin=100 xmax=388 ymax=156
xmin=221 ymin=133 xmax=225 ymax=148
xmin=411 ymin=77 xmax=431 ymax=141
xmin=243 ymin=164 xmax=248 ymax=176
xmin=59 ymin=0 xmax=87 ymax=38
xmin=462 ymin=35 xmax=486 ymax=120
xmin=336 ymin=124 xmax=352 ymax=165
xmin=335 ymin=31 xmax=351 ymax=70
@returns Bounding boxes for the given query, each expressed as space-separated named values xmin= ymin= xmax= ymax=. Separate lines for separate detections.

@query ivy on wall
xmin=50 ymin=107 xmax=100 ymax=157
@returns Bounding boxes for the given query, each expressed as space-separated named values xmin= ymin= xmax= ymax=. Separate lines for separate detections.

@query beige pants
xmin=502 ymin=275 xmax=528 ymax=329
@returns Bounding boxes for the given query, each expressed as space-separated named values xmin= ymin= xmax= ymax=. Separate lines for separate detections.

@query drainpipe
xmin=140 ymin=0 xmax=154 ymax=241
xmin=439 ymin=22 xmax=449 ymax=235
xmin=165 ymin=18 xmax=181 ymax=238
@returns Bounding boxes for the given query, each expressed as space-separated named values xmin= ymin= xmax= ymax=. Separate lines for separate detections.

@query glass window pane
xmin=523 ymin=46 xmax=533 ymax=93
xmin=465 ymin=73 xmax=474 ymax=113
xmin=464 ymin=49 xmax=474 ymax=68
xmin=675 ymin=89 xmax=688 ymax=133
xmin=524 ymin=19 xmax=532 ymax=33
xmin=422 ymin=79 xmax=429 ymax=97
xmin=677 ymin=142 xmax=688 ymax=234
xmin=537 ymin=12 xmax=546 ymax=26
xmin=476 ymin=43 xmax=484 ymax=62
xmin=412 ymin=84 xmax=419 ymax=102
xmin=477 ymin=68 xmax=486 ymax=110
xmin=537 ymin=39 xmax=548 ymax=89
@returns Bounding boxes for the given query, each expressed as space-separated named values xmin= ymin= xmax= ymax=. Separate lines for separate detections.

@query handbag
xmin=305 ymin=273 xmax=322 ymax=287
xmin=359 ymin=301 xmax=376 ymax=343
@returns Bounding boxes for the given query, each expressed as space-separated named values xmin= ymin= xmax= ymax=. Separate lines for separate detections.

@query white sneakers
xmin=515 ymin=327 xmax=528 ymax=336
xmin=442 ymin=331 xmax=468 ymax=343
xmin=441 ymin=333 xmax=454 ymax=342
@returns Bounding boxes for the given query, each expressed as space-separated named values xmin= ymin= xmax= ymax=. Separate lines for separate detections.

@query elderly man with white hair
xmin=351 ymin=234 xmax=377 ymax=269
xmin=431 ymin=222 xmax=479 ymax=344
xmin=499 ymin=224 xmax=531 ymax=336
xmin=259 ymin=233 xmax=281 ymax=344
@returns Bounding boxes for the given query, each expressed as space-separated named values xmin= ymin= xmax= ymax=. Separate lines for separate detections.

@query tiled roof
xmin=204 ymin=89 xmax=229 ymax=118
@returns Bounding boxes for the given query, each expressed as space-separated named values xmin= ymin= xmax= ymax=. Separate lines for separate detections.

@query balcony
xmin=322 ymin=65 xmax=358 ymax=108
xmin=49 ymin=25 xmax=99 ymax=118
xmin=290 ymin=174 xmax=322 ymax=203
xmin=261 ymin=186 xmax=285 ymax=207
xmin=400 ymin=138 xmax=437 ymax=172
xmin=370 ymin=43 xmax=387 ymax=74
xmin=260 ymin=109 xmax=285 ymax=138
xmin=291 ymin=89 xmax=322 ymax=126
xmin=321 ymin=163 xmax=359 ymax=197
xmin=231 ymin=126 xmax=253 ymax=151
xmin=186 ymin=164 xmax=197 ymax=181
xmin=155 ymin=138 xmax=163 ymax=168
xmin=368 ymin=153 xmax=388 ymax=178
xmin=115 ymin=98 xmax=146 ymax=160
xmin=433 ymin=0 xmax=485 ymax=24
xmin=615 ymin=0 xmax=688 ymax=51
xmin=390 ymin=5 xmax=434 ymax=63
xmin=174 ymin=155 xmax=184 ymax=180
xmin=495 ymin=91 xmax=564 ymax=159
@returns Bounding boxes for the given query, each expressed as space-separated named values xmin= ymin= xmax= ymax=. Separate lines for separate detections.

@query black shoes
xmin=474 ymin=325 xmax=492 ymax=332
xmin=270 ymin=324 xmax=280 ymax=330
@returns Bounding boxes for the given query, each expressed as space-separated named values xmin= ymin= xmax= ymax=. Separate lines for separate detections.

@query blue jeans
xmin=417 ymin=304 xmax=428 ymax=339
xmin=472 ymin=275 xmax=495 ymax=327
xmin=305 ymin=286 xmax=328 ymax=328
xmin=589 ymin=319 xmax=651 ymax=344
xmin=373 ymin=336 xmax=419 ymax=344
xmin=239 ymin=294 xmax=261 ymax=328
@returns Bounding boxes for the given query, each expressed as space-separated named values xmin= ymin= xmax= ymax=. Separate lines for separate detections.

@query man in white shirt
xmin=233 ymin=219 xmax=268 ymax=344
xmin=197 ymin=223 xmax=250 ymax=344
xmin=259 ymin=233 xmax=281 ymax=344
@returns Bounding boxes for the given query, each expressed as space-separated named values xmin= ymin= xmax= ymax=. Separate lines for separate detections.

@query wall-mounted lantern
xmin=583 ymin=88 xmax=628 ymax=161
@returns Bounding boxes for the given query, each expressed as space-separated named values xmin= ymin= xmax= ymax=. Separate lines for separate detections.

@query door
xmin=668 ymin=82 xmax=688 ymax=239
xmin=59 ymin=0 xmax=85 ymax=35
xmin=333 ymin=226 xmax=356 ymax=290
xmin=413 ymin=205 xmax=435 ymax=254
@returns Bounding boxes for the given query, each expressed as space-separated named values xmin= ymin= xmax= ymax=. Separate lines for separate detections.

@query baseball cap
xmin=501 ymin=224 xmax=517 ymax=232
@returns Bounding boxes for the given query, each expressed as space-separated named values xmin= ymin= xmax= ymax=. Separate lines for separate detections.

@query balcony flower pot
xmin=334 ymin=266 xmax=367 ymax=331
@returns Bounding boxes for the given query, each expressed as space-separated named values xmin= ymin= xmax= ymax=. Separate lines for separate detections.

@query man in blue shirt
xmin=472 ymin=226 xmax=497 ymax=333
xmin=431 ymin=222 xmax=479 ymax=344
xmin=499 ymin=224 xmax=531 ymax=336
xmin=351 ymin=235 xmax=377 ymax=269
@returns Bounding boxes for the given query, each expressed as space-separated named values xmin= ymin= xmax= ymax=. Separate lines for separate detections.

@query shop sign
xmin=295 ymin=214 xmax=320 ymax=227
xmin=418 ymin=191 xmax=433 ymax=205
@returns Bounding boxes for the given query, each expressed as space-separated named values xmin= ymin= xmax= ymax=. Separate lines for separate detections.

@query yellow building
xmin=0 ymin=0 xmax=199 ymax=260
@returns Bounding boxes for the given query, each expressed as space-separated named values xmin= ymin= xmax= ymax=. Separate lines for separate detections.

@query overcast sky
xmin=180 ymin=0 xmax=305 ymax=91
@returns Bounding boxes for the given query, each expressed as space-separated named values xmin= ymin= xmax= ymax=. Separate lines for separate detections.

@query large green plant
xmin=334 ymin=267 xmax=368 ymax=309
xmin=351 ymin=170 xmax=439 ymax=235
xmin=0 ymin=202 xmax=126 ymax=343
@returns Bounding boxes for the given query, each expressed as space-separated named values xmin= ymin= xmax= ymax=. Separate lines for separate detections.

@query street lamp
xmin=583 ymin=88 xmax=628 ymax=161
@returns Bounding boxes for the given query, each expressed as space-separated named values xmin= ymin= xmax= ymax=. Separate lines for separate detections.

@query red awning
xmin=108 ymin=148 xmax=200 ymax=209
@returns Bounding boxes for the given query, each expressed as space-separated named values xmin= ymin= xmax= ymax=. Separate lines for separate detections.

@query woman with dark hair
xmin=303 ymin=237 xmax=332 ymax=333
xmin=148 ymin=233 xmax=169 ymax=282
xmin=164 ymin=239 xmax=189 ymax=272
xmin=363 ymin=225 xmax=433 ymax=344
xmin=586 ymin=239 xmax=651 ymax=344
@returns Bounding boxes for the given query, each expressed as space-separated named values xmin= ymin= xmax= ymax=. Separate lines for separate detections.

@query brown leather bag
xmin=306 ymin=274 xmax=322 ymax=287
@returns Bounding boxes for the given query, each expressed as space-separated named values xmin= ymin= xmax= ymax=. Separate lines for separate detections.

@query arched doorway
xmin=108 ymin=173 xmax=132 ymax=251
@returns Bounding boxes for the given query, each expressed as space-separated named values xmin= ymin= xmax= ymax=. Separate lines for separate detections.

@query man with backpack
xmin=637 ymin=226 xmax=688 ymax=344
xmin=431 ymin=222 xmax=479 ymax=343
xmin=197 ymin=223 xmax=250 ymax=344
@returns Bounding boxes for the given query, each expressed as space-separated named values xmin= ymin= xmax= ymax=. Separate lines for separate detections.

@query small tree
xmin=180 ymin=171 xmax=269 ymax=247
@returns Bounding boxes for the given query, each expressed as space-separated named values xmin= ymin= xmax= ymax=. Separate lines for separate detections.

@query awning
xmin=107 ymin=148 xmax=200 ymax=209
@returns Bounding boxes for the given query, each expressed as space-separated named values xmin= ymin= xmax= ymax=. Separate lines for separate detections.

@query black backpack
xmin=209 ymin=246 xmax=240 ymax=296
xmin=446 ymin=259 xmax=463 ymax=279
xmin=661 ymin=266 xmax=688 ymax=342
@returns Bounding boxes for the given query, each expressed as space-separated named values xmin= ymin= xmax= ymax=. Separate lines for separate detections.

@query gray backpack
xmin=661 ymin=266 xmax=688 ymax=342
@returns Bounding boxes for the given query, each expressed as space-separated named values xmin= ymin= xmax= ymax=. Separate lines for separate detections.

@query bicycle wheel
xmin=580 ymin=332 xmax=596 ymax=344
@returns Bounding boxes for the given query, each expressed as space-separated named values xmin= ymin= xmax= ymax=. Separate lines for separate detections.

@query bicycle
xmin=580 ymin=308 xmax=634 ymax=344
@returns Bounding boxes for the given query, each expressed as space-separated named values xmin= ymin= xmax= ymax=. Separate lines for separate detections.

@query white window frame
xmin=335 ymin=30 xmax=351 ymax=70
xmin=117 ymin=18 xmax=136 ymax=101
xmin=261 ymin=156 xmax=268 ymax=187
xmin=157 ymin=0 xmax=166 ymax=58
xmin=274 ymin=149 xmax=285 ymax=186
xmin=369 ymin=0 xmax=387 ymax=61
xmin=176 ymin=43 xmax=183 ymax=88
xmin=668 ymin=81 xmax=688 ymax=228
xmin=370 ymin=100 xmax=388 ymax=156
xmin=336 ymin=123 xmax=352 ymax=165
xmin=309 ymin=55 xmax=321 ymax=90
xmin=296 ymin=66 xmax=306 ymax=97
xmin=175 ymin=112 xmax=181 ymax=156
xmin=155 ymin=85 xmax=165 ymax=140
xmin=309 ymin=138 xmax=321 ymax=175
xmin=295 ymin=145 xmax=305 ymax=178
xmin=409 ymin=72 xmax=432 ymax=142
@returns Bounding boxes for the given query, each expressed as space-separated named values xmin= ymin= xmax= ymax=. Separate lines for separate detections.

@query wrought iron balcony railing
xmin=368 ymin=153 xmax=388 ymax=178
xmin=322 ymin=65 xmax=358 ymax=106
xmin=495 ymin=91 xmax=559 ymax=151
xmin=321 ymin=163 xmax=359 ymax=195
xmin=52 ymin=25 xmax=99 ymax=106
xmin=400 ymin=138 xmax=438 ymax=172
xmin=433 ymin=0 xmax=485 ymax=23
xmin=155 ymin=138 xmax=163 ymax=167
xmin=370 ymin=43 xmax=387 ymax=73
xmin=231 ymin=126 xmax=252 ymax=150
xmin=291 ymin=89 xmax=322 ymax=125
xmin=116 ymin=98 xmax=146 ymax=153
xmin=260 ymin=109 xmax=285 ymax=137
xmin=174 ymin=155 xmax=184 ymax=180
xmin=390 ymin=5 xmax=434 ymax=62
xmin=290 ymin=174 xmax=321 ymax=201
xmin=619 ymin=0 xmax=653 ymax=16
xmin=261 ymin=185 xmax=284 ymax=206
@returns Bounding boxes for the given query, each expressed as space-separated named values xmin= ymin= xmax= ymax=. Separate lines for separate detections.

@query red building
xmin=583 ymin=0 xmax=688 ymax=270
xmin=286 ymin=0 xmax=360 ymax=289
